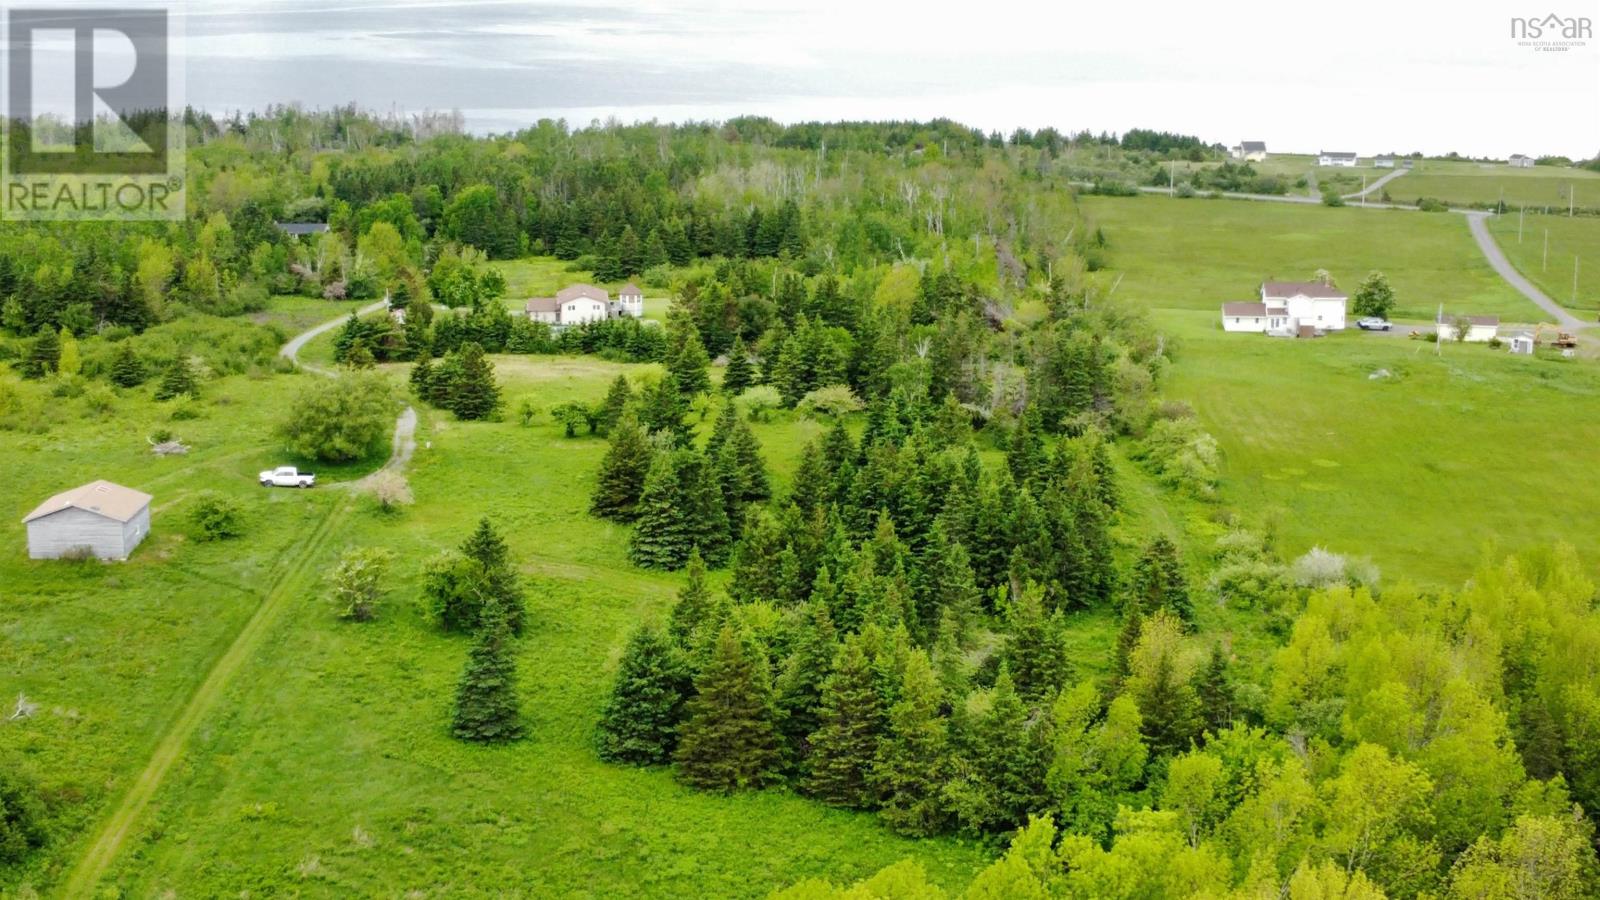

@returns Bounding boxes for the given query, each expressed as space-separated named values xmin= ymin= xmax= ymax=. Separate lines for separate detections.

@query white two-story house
xmin=525 ymin=284 xmax=611 ymax=327
xmin=1221 ymin=281 xmax=1348 ymax=335
xmin=1318 ymin=151 xmax=1358 ymax=167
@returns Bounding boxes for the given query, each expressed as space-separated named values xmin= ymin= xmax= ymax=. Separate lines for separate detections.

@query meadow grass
xmin=2 ymin=357 xmax=1001 ymax=897
xmin=1081 ymin=195 xmax=1543 ymax=322
xmin=1486 ymin=212 xmax=1600 ymax=314
xmin=250 ymin=296 xmax=367 ymax=336
xmin=1157 ymin=308 xmax=1600 ymax=585
xmin=1380 ymin=160 xmax=1600 ymax=209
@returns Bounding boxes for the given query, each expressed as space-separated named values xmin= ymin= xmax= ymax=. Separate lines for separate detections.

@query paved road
xmin=1465 ymin=212 xmax=1589 ymax=331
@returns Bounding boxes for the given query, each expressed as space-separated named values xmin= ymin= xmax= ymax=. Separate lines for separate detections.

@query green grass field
xmin=1 ymin=354 xmax=1000 ymax=896
xmin=1379 ymin=159 xmax=1600 ymax=209
xmin=1486 ymin=212 xmax=1600 ymax=314
xmin=1081 ymin=195 xmax=1542 ymax=322
xmin=1157 ymin=308 xmax=1600 ymax=585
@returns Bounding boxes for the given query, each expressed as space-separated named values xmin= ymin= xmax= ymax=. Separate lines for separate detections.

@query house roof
xmin=24 ymin=480 xmax=151 ymax=524
xmin=1240 ymin=141 xmax=1266 ymax=152
xmin=619 ymin=282 xmax=642 ymax=296
xmin=1319 ymin=151 xmax=1357 ymax=159
xmin=275 ymin=222 xmax=330 ymax=236
xmin=1509 ymin=154 xmax=1530 ymax=160
xmin=555 ymin=284 xmax=609 ymax=303
xmin=1222 ymin=302 xmax=1269 ymax=317
xmin=525 ymin=297 xmax=559 ymax=313
xmin=1261 ymin=281 xmax=1347 ymax=300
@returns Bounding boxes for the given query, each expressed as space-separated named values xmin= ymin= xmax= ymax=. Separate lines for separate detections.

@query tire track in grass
xmin=59 ymin=497 xmax=349 ymax=897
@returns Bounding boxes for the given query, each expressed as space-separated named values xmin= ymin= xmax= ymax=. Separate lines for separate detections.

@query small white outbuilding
xmin=23 ymin=480 xmax=153 ymax=560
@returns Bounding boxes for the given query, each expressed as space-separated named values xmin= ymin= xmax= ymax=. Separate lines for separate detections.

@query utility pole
xmin=1169 ymin=160 xmax=1175 ymax=197
xmin=1544 ymin=229 xmax=1550 ymax=271
xmin=1518 ymin=204 xmax=1524 ymax=243
xmin=1361 ymin=175 xmax=1367 ymax=207
xmin=1576 ymin=256 xmax=1581 ymax=308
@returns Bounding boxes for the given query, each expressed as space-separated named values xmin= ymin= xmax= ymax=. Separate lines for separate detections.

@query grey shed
xmin=23 ymin=480 xmax=153 ymax=560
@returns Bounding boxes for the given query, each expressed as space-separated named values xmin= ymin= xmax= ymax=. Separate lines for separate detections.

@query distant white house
xmin=1508 ymin=154 xmax=1536 ymax=168
xmin=1318 ymin=151 xmax=1359 ymax=167
xmin=1505 ymin=330 xmax=1536 ymax=354
xmin=1436 ymin=314 xmax=1500 ymax=343
xmin=1221 ymin=281 xmax=1348 ymax=335
xmin=1231 ymin=141 xmax=1268 ymax=162
xmin=525 ymin=284 xmax=612 ymax=327
xmin=24 ymin=480 xmax=152 ymax=560
xmin=1374 ymin=155 xmax=1397 ymax=169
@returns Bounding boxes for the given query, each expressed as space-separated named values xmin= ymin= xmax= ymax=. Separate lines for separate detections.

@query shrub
xmin=187 ymin=490 xmax=244 ymax=542
xmin=0 ymin=766 xmax=49 ymax=865
xmin=329 ymin=547 xmax=393 ymax=621
xmin=278 ymin=371 xmax=398 ymax=463
xmin=365 ymin=469 xmax=413 ymax=512
xmin=735 ymin=385 xmax=782 ymax=422
xmin=1134 ymin=416 xmax=1220 ymax=498
xmin=1289 ymin=546 xmax=1377 ymax=589
xmin=797 ymin=384 xmax=863 ymax=419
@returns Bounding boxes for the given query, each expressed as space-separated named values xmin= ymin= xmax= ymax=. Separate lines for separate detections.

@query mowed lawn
xmin=1081 ymin=195 xmax=1543 ymax=322
xmin=1486 ymin=212 xmax=1600 ymax=314
xmin=1159 ymin=309 xmax=1600 ymax=585
xmin=1381 ymin=160 xmax=1600 ymax=209
xmin=40 ymin=358 xmax=994 ymax=897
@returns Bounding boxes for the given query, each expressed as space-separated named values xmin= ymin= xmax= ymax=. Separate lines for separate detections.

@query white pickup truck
xmin=259 ymin=466 xmax=316 ymax=488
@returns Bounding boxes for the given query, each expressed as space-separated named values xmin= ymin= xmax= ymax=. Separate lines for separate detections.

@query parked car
xmin=1357 ymin=317 xmax=1392 ymax=331
xmin=259 ymin=466 xmax=316 ymax=488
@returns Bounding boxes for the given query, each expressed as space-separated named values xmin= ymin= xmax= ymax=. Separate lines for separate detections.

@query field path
xmin=1341 ymin=167 xmax=1408 ymax=201
xmin=61 ymin=305 xmax=416 ymax=895
xmin=59 ymin=501 xmax=349 ymax=896
xmin=1465 ymin=212 xmax=1589 ymax=330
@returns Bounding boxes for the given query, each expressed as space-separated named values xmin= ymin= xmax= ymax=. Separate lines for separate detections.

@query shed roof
xmin=619 ymin=282 xmax=642 ymax=296
xmin=525 ymin=297 xmax=559 ymax=313
xmin=1240 ymin=141 xmax=1266 ymax=152
xmin=24 ymin=480 xmax=151 ymax=524
xmin=275 ymin=222 xmax=330 ymax=236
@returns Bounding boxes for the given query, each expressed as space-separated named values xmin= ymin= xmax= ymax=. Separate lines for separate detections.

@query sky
xmin=60 ymin=0 xmax=1600 ymax=156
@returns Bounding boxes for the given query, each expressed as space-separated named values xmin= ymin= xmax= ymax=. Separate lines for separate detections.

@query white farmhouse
xmin=1231 ymin=141 xmax=1268 ymax=162
xmin=24 ymin=480 xmax=152 ymax=560
xmin=1508 ymin=154 xmax=1536 ymax=168
xmin=1436 ymin=314 xmax=1500 ymax=343
xmin=525 ymin=284 xmax=611 ymax=327
xmin=1221 ymin=281 xmax=1348 ymax=335
xmin=1318 ymin=151 xmax=1358 ymax=167
xmin=1374 ymin=155 xmax=1397 ymax=169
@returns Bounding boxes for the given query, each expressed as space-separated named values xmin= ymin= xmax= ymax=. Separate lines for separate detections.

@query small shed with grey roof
xmin=23 ymin=480 xmax=153 ymax=560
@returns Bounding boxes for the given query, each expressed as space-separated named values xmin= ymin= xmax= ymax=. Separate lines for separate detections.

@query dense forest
xmin=3 ymin=108 xmax=1599 ymax=899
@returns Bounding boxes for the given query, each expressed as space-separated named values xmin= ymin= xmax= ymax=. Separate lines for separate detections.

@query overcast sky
xmin=174 ymin=0 xmax=1600 ymax=157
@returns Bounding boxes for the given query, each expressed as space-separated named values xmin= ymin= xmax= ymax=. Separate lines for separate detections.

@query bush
xmin=187 ymin=490 xmax=244 ymax=541
xmin=735 ymin=385 xmax=782 ymax=422
xmin=796 ymin=384 xmax=863 ymax=419
xmin=365 ymin=469 xmax=414 ymax=512
xmin=278 ymin=371 xmax=399 ymax=463
xmin=1289 ymin=546 xmax=1378 ymax=589
xmin=1134 ymin=416 xmax=1220 ymax=498
xmin=0 ymin=766 xmax=49 ymax=865
xmin=329 ymin=547 xmax=393 ymax=621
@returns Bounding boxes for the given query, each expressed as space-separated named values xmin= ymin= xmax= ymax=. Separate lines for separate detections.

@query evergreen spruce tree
xmin=109 ymin=342 xmax=147 ymax=387
xmin=1195 ymin=642 xmax=1235 ymax=734
xmin=722 ymin=335 xmax=755 ymax=395
xmin=1134 ymin=649 xmax=1202 ymax=757
xmin=775 ymin=602 xmax=839 ymax=765
xmin=596 ymin=374 xmax=633 ymax=434
xmin=630 ymin=450 xmax=696 ymax=570
xmin=460 ymin=517 xmax=528 ymax=634
xmin=1112 ymin=609 xmax=1143 ymax=688
xmin=790 ymin=440 xmax=830 ymax=514
xmin=932 ymin=609 xmax=971 ymax=700
xmin=958 ymin=666 xmax=1050 ymax=833
xmin=681 ymin=450 xmax=733 ymax=567
xmin=590 ymin=412 xmax=651 ymax=521
xmin=665 ymin=316 xmax=712 ymax=396
xmin=705 ymin=401 xmax=739 ymax=461
xmin=22 ymin=325 xmax=60 ymax=379
xmin=1003 ymin=584 xmax=1072 ymax=704
xmin=913 ymin=519 xmax=981 ymax=640
xmin=596 ymin=624 xmax=692 ymax=764
xmin=667 ymin=549 xmax=716 ymax=647
xmin=873 ymin=651 xmax=951 ymax=836
xmin=1006 ymin=406 xmax=1048 ymax=486
xmin=723 ymin=420 xmax=771 ymax=502
xmin=1129 ymin=535 xmax=1193 ymax=625
xmin=674 ymin=624 xmax=781 ymax=792
xmin=451 ymin=596 xmax=524 ymax=743
xmin=727 ymin=510 xmax=787 ymax=603
xmin=154 ymin=356 xmax=199 ymax=400
xmin=806 ymin=637 xmax=887 ymax=808
xmin=409 ymin=356 xmax=435 ymax=398
xmin=446 ymin=341 xmax=500 ymax=420
xmin=639 ymin=373 xmax=691 ymax=443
